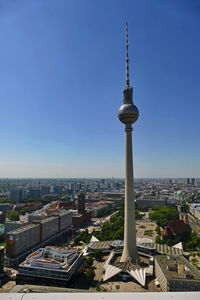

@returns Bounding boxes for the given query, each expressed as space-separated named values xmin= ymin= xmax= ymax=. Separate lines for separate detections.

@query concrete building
xmin=9 ymin=189 xmax=25 ymax=202
xmin=29 ymin=188 xmax=41 ymax=199
xmin=86 ymin=203 xmax=108 ymax=217
xmin=6 ymin=224 xmax=41 ymax=258
xmin=6 ymin=211 xmax=72 ymax=264
xmin=18 ymin=246 xmax=83 ymax=284
xmin=0 ymin=212 xmax=6 ymax=224
xmin=4 ymin=220 xmax=24 ymax=234
xmin=40 ymin=217 xmax=59 ymax=241
xmin=54 ymin=186 xmax=62 ymax=195
xmin=136 ymin=196 xmax=167 ymax=208
xmin=155 ymin=255 xmax=200 ymax=291
xmin=40 ymin=186 xmax=50 ymax=196
xmin=0 ymin=203 xmax=11 ymax=212
xmin=189 ymin=203 xmax=200 ymax=222
xmin=58 ymin=211 xmax=72 ymax=230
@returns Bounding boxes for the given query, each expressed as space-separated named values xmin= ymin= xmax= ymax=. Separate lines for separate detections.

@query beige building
xmin=136 ymin=196 xmax=167 ymax=208
xmin=189 ymin=204 xmax=200 ymax=222
xmin=155 ymin=255 xmax=200 ymax=291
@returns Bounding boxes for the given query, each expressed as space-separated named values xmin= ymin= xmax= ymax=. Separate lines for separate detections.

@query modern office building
xmin=6 ymin=224 xmax=41 ymax=258
xmin=53 ymin=185 xmax=63 ymax=195
xmin=9 ymin=189 xmax=25 ymax=202
xmin=136 ymin=196 xmax=167 ymax=208
xmin=40 ymin=186 xmax=50 ymax=196
xmin=18 ymin=246 xmax=83 ymax=283
xmin=0 ymin=203 xmax=10 ymax=212
xmin=28 ymin=188 xmax=41 ymax=199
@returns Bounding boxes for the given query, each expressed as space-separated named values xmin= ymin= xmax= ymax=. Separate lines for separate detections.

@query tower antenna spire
xmin=125 ymin=21 xmax=130 ymax=88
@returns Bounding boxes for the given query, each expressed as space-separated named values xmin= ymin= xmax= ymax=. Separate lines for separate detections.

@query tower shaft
xmin=120 ymin=124 xmax=137 ymax=263
xmin=118 ymin=22 xmax=139 ymax=263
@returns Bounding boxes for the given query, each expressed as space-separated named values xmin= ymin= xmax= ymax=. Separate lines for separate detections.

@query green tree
xmin=85 ymin=269 xmax=95 ymax=281
xmin=155 ymin=226 xmax=161 ymax=235
xmin=0 ymin=198 xmax=10 ymax=203
xmin=149 ymin=206 xmax=179 ymax=228
xmin=155 ymin=236 xmax=163 ymax=244
xmin=84 ymin=255 xmax=94 ymax=268
xmin=183 ymin=232 xmax=200 ymax=251
xmin=135 ymin=210 xmax=144 ymax=220
xmin=139 ymin=206 xmax=149 ymax=212
xmin=94 ymin=249 xmax=103 ymax=261
xmin=6 ymin=210 xmax=19 ymax=221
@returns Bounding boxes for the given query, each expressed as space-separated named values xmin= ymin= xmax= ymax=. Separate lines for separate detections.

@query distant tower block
xmin=78 ymin=193 xmax=85 ymax=215
xmin=118 ymin=22 xmax=139 ymax=263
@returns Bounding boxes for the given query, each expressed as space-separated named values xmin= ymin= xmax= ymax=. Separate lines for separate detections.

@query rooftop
xmin=156 ymin=255 xmax=200 ymax=282
xmin=88 ymin=240 xmax=183 ymax=255
xmin=8 ymin=223 xmax=37 ymax=235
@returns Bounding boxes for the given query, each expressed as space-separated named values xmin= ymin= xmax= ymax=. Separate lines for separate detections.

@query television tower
xmin=118 ymin=22 xmax=139 ymax=263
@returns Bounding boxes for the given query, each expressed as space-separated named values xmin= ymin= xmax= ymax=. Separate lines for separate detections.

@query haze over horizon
xmin=0 ymin=0 xmax=200 ymax=178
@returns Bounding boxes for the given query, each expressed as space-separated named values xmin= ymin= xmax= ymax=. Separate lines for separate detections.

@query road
xmin=188 ymin=214 xmax=200 ymax=238
xmin=91 ymin=211 xmax=119 ymax=225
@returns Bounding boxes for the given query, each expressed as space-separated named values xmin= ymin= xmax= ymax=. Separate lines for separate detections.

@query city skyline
xmin=0 ymin=1 xmax=200 ymax=178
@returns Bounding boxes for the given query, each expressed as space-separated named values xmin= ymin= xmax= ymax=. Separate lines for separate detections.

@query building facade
xmin=155 ymin=255 xmax=200 ymax=291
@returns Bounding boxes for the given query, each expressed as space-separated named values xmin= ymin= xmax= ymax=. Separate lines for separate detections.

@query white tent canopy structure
xmin=103 ymin=265 xmax=122 ymax=282
xmin=90 ymin=236 xmax=99 ymax=243
xmin=103 ymin=263 xmax=146 ymax=287
xmin=128 ymin=268 xmax=146 ymax=286
xmin=173 ymin=242 xmax=183 ymax=250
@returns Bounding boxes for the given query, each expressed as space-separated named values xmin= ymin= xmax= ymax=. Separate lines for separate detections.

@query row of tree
xmin=149 ymin=205 xmax=179 ymax=228
xmin=73 ymin=202 xmax=144 ymax=245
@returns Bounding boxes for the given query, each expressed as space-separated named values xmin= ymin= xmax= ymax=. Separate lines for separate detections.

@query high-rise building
xmin=29 ymin=188 xmax=41 ymax=199
xmin=40 ymin=186 xmax=50 ymax=196
xmin=9 ymin=189 xmax=25 ymax=202
xmin=77 ymin=193 xmax=85 ymax=215
xmin=118 ymin=22 xmax=139 ymax=264
xmin=53 ymin=185 xmax=62 ymax=194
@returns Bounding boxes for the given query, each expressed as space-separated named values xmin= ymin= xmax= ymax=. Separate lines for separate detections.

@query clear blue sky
xmin=0 ymin=0 xmax=199 ymax=178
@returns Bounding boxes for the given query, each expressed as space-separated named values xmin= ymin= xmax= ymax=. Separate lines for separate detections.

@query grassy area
xmin=190 ymin=257 xmax=200 ymax=271
xmin=144 ymin=230 xmax=153 ymax=237
xmin=194 ymin=225 xmax=200 ymax=233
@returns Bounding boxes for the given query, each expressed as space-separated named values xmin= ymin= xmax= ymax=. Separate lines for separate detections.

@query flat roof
xmin=191 ymin=203 xmax=200 ymax=211
xmin=88 ymin=240 xmax=183 ymax=255
xmin=40 ymin=216 xmax=58 ymax=223
xmin=8 ymin=223 xmax=38 ymax=235
xmin=88 ymin=241 xmax=112 ymax=249
xmin=156 ymin=255 xmax=200 ymax=282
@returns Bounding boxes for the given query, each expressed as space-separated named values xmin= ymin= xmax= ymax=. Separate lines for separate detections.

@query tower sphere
xmin=118 ymin=103 xmax=139 ymax=124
